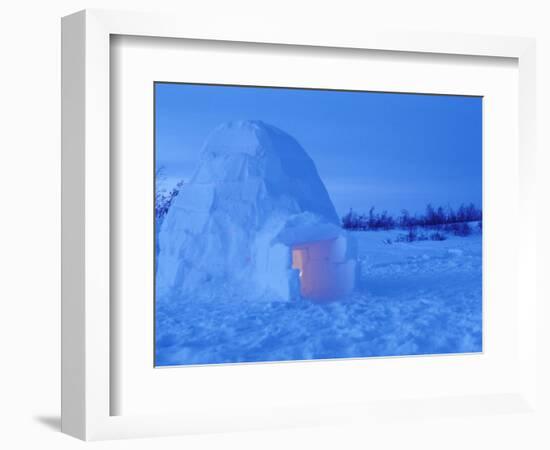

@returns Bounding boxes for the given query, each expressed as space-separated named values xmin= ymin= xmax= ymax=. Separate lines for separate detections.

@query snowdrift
xmin=157 ymin=120 xmax=357 ymax=302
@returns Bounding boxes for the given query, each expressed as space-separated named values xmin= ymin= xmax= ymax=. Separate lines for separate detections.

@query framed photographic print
xmin=62 ymin=9 xmax=538 ymax=440
xmin=153 ymin=83 xmax=483 ymax=367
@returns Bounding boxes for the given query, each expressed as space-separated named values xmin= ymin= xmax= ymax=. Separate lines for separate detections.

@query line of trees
xmin=342 ymin=203 xmax=482 ymax=232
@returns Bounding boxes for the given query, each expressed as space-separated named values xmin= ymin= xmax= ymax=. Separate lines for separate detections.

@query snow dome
xmin=156 ymin=120 xmax=357 ymax=302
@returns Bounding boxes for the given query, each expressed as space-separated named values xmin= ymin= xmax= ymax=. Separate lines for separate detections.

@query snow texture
xmin=156 ymin=229 xmax=482 ymax=366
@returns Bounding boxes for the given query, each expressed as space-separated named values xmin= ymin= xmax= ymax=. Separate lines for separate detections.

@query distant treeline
xmin=342 ymin=203 xmax=482 ymax=232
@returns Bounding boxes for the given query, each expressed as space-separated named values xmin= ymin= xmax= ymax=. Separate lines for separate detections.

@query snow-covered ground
xmin=155 ymin=227 xmax=482 ymax=366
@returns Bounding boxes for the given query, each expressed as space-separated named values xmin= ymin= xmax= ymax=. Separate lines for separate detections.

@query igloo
xmin=157 ymin=120 xmax=357 ymax=302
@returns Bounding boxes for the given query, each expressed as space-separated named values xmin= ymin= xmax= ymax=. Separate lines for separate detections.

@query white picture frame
xmin=61 ymin=9 xmax=537 ymax=441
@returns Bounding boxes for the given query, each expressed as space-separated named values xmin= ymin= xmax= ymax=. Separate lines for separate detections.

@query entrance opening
xmin=291 ymin=248 xmax=306 ymax=277
xmin=291 ymin=247 xmax=311 ymax=297
xmin=291 ymin=238 xmax=356 ymax=301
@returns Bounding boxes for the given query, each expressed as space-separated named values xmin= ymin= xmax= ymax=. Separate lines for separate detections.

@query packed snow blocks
xmin=157 ymin=120 xmax=357 ymax=302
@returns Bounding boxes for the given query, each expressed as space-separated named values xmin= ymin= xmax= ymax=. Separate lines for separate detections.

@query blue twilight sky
xmin=155 ymin=83 xmax=482 ymax=216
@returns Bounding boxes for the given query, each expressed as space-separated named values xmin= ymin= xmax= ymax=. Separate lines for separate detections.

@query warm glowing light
xmin=292 ymin=248 xmax=305 ymax=277
xmin=291 ymin=238 xmax=355 ymax=301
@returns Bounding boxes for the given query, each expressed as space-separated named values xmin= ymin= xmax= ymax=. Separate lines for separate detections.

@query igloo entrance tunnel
xmin=292 ymin=236 xmax=357 ymax=300
xmin=156 ymin=120 xmax=357 ymax=302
